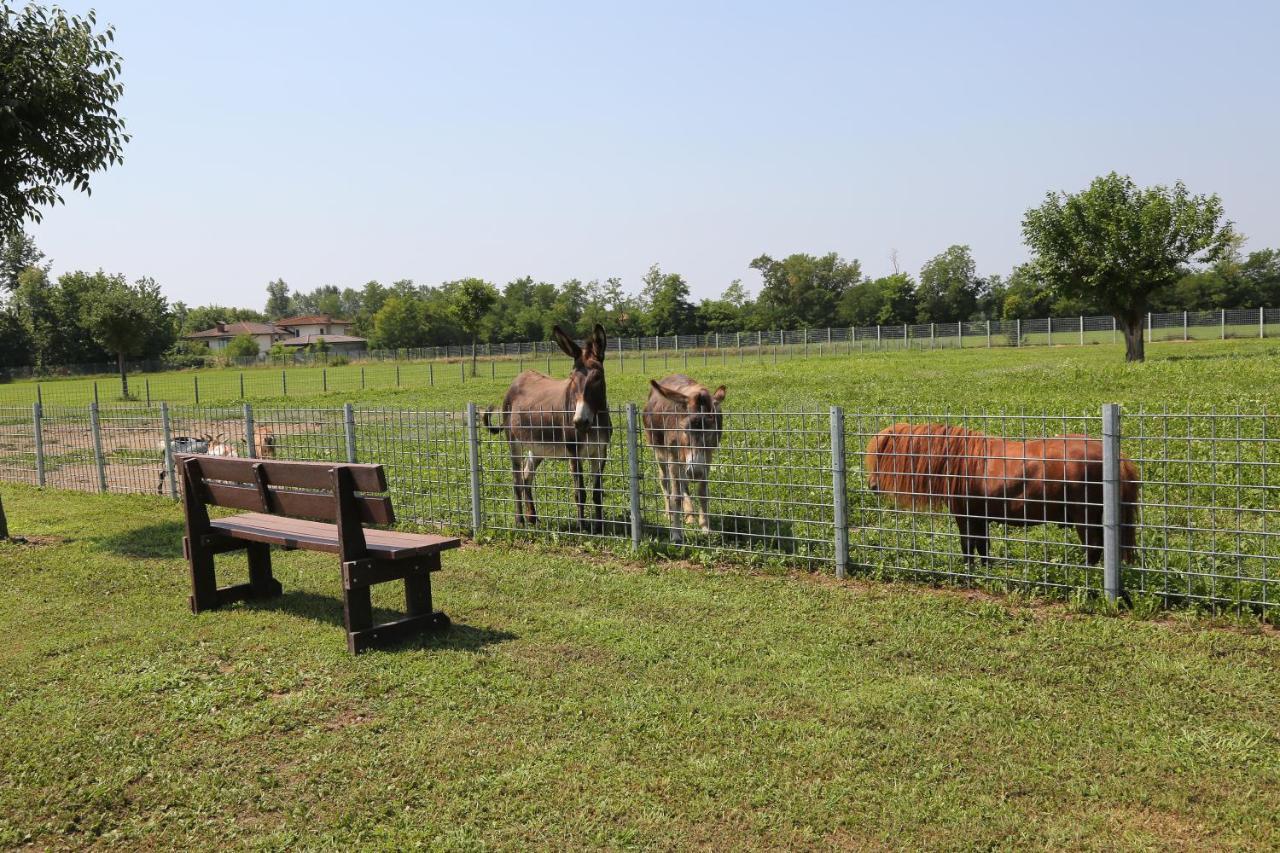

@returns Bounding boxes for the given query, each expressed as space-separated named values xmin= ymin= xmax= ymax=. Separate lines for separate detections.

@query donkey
xmin=484 ymin=324 xmax=612 ymax=529
xmin=156 ymin=433 xmax=242 ymax=493
xmin=642 ymin=375 xmax=727 ymax=543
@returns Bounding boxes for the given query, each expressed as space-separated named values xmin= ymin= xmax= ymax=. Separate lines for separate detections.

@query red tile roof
xmin=278 ymin=334 xmax=367 ymax=347
xmin=185 ymin=322 xmax=284 ymax=339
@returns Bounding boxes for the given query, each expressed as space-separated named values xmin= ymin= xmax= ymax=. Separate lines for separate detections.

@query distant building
xmin=184 ymin=321 xmax=289 ymax=353
xmin=185 ymin=314 xmax=367 ymax=356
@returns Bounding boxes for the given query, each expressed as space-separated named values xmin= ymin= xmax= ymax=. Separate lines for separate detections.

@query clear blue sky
xmin=27 ymin=0 xmax=1280 ymax=308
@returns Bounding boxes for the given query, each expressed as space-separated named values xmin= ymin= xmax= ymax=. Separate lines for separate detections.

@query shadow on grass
xmin=248 ymin=590 xmax=517 ymax=652
xmin=92 ymin=520 xmax=186 ymax=558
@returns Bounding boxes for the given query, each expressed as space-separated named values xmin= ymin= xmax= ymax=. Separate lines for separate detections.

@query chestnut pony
xmin=865 ymin=423 xmax=1140 ymax=566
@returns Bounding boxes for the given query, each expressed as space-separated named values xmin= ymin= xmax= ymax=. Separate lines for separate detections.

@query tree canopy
xmin=1023 ymin=172 xmax=1235 ymax=361
xmin=79 ymin=275 xmax=172 ymax=397
xmin=0 ymin=3 xmax=128 ymax=232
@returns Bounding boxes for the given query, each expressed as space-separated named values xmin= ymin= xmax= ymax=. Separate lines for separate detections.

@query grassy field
xmin=1 ymin=485 xmax=1278 ymax=849
xmin=5 ymin=334 xmax=1280 ymax=410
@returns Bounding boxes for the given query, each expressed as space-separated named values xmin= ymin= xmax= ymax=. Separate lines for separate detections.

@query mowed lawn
xmin=1 ymin=486 xmax=1278 ymax=849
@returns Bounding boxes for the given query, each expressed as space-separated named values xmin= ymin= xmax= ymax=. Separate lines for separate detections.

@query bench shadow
xmin=247 ymin=591 xmax=517 ymax=652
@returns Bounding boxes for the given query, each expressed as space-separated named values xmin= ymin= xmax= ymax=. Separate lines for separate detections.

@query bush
xmin=329 ymin=355 xmax=350 ymax=366
xmin=224 ymin=333 xmax=260 ymax=360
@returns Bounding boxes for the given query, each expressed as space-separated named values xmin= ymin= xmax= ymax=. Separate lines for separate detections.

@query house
xmin=185 ymin=313 xmax=368 ymax=357
xmin=277 ymin=334 xmax=368 ymax=355
xmin=184 ymin=321 xmax=289 ymax=353
xmin=275 ymin=314 xmax=354 ymax=338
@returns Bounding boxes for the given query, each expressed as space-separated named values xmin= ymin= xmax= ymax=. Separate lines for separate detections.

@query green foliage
xmin=916 ymin=245 xmax=982 ymax=323
xmin=79 ymin=275 xmax=172 ymax=395
xmin=837 ymin=273 xmax=918 ymax=326
xmin=174 ymin=304 xmax=265 ymax=336
xmin=1023 ymin=172 xmax=1235 ymax=361
xmin=223 ymin=333 xmax=260 ymax=360
xmin=640 ymin=264 xmax=697 ymax=335
xmin=0 ymin=3 xmax=129 ymax=231
xmin=751 ymin=252 xmax=862 ymax=328
xmin=371 ymin=294 xmax=428 ymax=350
xmin=0 ymin=231 xmax=46 ymax=292
xmin=263 ymin=278 xmax=291 ymax=319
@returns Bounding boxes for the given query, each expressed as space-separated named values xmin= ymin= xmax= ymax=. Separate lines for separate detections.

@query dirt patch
xmin=0 ymin=534 xmax=60 ymax=546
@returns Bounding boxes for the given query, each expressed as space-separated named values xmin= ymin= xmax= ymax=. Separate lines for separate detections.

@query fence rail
xmin=1 ymin=401 xmax=1276 ymax=617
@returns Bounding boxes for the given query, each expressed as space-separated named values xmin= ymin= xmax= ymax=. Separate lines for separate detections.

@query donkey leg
xmin=590 ymin=452 xmax=606 ymax=530
xmin=694 ymin=478 xmax=712 ymax=533
xmin=509 ymin=450 xmax=526 ymax=526
xmin=569 ymin=455 xmax=587 ymax=529
xmin=658 ymin=458 xmax=683 ymax=544
xmin=523 ymin=454 xmax=541 ymax=526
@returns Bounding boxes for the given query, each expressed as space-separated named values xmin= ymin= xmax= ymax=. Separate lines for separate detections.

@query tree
xmin=750 ymin=252 xmax=862 ymax=328
xmin=640 ymin=264 xmax=696 ymax=336
xmin=1023 ymin=172 xmax=1234 ymax=362
xmin=0 ymin=3 xmax=129 ymax=232
xmin=370 ymin=295 xmax=425 ymax=350
xmin=0 ymin=231 xmax=45 ymax=292
xmin=447 ymin=278 xmax=498 ymax=375
xmin=224 ymin=333 xmax=260 ymax=361
xmin=79 ymin=275 xmax=172 ymax=397
xmin=916 ymin=245 xmax=981 ymax=323
xmin=264 ymin=278 xmax=291 ymax=318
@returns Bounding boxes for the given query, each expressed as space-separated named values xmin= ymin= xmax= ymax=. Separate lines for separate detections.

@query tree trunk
xmin=0 ymin=490 xmax=8 ymax=540
xmin=118 ymin=350 xmax=130 ymax=398
xmin=1120 ymin=314 xmax=1145 ymax=363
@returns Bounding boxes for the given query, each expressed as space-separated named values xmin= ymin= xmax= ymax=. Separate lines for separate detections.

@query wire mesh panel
xmin=477 ymin=407 xmax=631 ymax=543
xmin=39 ymin=406 xmax=101 ymax=492
xmin=353 ymin=408 xmax=471 ymax=533
xmin=240 ymin=406 xmax=348 ymax=463
xmin=96 ymin=406 xmax=170 ymax=495
xmin=846 ymin=411 xmax=1106 ymax=595
xmin=639 ymin=409 xmax=836 ymax=566
xmin=1124 ymin=409 xmax=1280 ymax=612
xmin=0 ymin=406 xmax=37 ymax=485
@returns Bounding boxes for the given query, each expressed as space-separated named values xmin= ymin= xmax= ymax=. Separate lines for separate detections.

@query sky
xmin=25 ymin=0 xmax=1280 ymax=309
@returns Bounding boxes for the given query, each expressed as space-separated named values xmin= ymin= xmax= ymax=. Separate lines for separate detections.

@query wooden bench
xmin=177 ymin=454 xmax=461 ymax=654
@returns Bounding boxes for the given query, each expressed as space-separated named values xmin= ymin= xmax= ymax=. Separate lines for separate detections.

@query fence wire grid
xmin=1 ymin=401 xmax=1277 ymax=617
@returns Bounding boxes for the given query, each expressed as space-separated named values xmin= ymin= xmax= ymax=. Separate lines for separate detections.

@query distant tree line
xmin=3 ymin=231 xmax=1279 ymax=373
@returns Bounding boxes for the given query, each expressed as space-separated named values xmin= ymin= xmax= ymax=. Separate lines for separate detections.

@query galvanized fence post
xmin=161 ymin=402 xmax=177 ymax=500
xmin=89 ymin=402 xmax=107 ymax=494
xmin=343 ymin=403 xmax=358 ymax=463
xmin=243 ymin=403 xmax=256 ymax=458
xmin=1261 ymin=306 xmax=1266 ymax=339
xmin=1101 ymin=403 xmax=1124 ymax=604
xmin=626 ymin=403 xmax=642 ymax=550
xmin=32 ymin=402 xmax=45 ymax=487
xmin=830 ymin=406 xmax=848 ymax=580
xmin=465 ymin=402 xmax=483 ymax=537
xmin=193 ymin=376 xmax=200 ymax=405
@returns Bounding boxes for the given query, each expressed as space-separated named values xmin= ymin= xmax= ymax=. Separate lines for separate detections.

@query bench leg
xmin=186 ymin=536 xmax=219 ymax=614
xmin=404 ymin=567 xmax=432 ymax=616
xmin=247 ymin=543 xmax=284 ymax=599
xmin=344 ymin=585 xmax=374 ymax=654
xmin=345 ymin=561 xmax=450 ymax=655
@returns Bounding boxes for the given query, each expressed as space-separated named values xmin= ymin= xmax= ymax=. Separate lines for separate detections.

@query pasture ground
xmin=1 ymin=485 xmax=1278 ymax=849
xmin=5 ymin=336 xmax=1280 ymax=411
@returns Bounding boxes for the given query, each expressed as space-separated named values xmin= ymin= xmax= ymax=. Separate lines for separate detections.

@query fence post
xmin=282 ymin=369 xmax=287 ymax=396
xmin=396 ymin=364 xmax=401 ymax=386
xmin=986 ymin=319 xmax=991 ymax=348
xmin=37 ymin=383 xmax=42 ymax=407
xmin=94 ymin=381 xmax=100 ymax=405
xmin=243 ymin=403 xmax=256 ymax=458
xmin=1112 ymin=316 xmax=1117 ymax=345
xmin=161 ymin=402 xmax=176 ymax=500
xmin=343 ymin=403 xmax=358 ymax=463
xmin=429 ymin=363 xmax=434 ymax=386
xmin=1080 ymin=316 xmax=1084 ymax=346
xmin=1183 ymin=310 xmax=1188 ymax=342
xmin=1016 ymin=319 xmax=1021 ymax=346
xmin=1146 ymin=312 xmax=1152 ymax=342
xmin=193 ymin=376 xmax=199 ymax=405
xmin=626 ymin=402 xmax=642 ymax=551
xmin=1221 ymin=309 xmax=1226 ymax=340
xmin=876 ymin=325 xmax=881 ymax=348
xmin=33 ymin=402 xmax=45 ymax=487
xmin=1261 ymin=306 xmax=1266 ymax=339
xmin=323 ymin=368 xmax=328 ymax=393
xmin=145 ymin=378 xmax=151 ymax=407
xmin=89 ymin=402 xmax=107 ymax=494
xmin=240 ymin=372 xmax=245 ymax=399
xmin=830 ymin=406 xmax=848 ymax=580
xmin=465 ymin=402 xmax=482 ymax=537
xmin=957 ymin=322 xmax=963 ymax=349
xmin=1101 ymin=403 xmax=1124 ymax=604
xmin=1047 ymin=316 xmax=1053 ymax=347
xmin=362 ymin=366 xmax=367 ymax=389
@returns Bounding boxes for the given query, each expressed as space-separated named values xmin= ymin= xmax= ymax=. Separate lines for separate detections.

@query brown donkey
xmin=643 ymin=375 xmax=726 ymax=543
xmin=484 ymin=324 xmax=612 ymax=528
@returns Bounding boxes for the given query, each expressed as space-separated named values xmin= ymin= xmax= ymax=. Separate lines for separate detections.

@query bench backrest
xmin=176 ymin=455 xmax=395 ymax=526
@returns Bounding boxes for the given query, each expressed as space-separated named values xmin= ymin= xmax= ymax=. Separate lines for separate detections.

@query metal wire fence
xmin=5 ymin=308 xmax=1280 ymax=408
xmin=1 ymin=400 xmax=1277 ymax=618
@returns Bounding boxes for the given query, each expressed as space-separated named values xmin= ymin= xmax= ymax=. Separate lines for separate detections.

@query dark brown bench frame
xmin=177 ymin=454 xmax=460 ymax=654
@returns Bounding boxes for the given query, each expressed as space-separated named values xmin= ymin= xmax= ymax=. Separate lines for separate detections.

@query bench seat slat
xmin=203 ymin=481 xmax=394 ymax=525
xmin=179 ymin=455 xmax=388 ymax=492
xmin=209 ymin=513 xmax=460 ymax=560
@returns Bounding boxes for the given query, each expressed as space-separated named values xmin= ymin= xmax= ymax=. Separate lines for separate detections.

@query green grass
xmin=1 ymin=484 xmax=1279 ymax=848
xmin=5 ymin=334 xmax=1280 ymax=410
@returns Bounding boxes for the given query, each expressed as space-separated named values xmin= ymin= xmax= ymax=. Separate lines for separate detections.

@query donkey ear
xmin=712 ymin=385 xmax=727 ymax=405
xmin=591 ymin=323 xmax=607 ymax=359
xmin=650 ymin=379 xmax=691 ymax=406
xmin=552 ymin=325 xmax=582 ymax=360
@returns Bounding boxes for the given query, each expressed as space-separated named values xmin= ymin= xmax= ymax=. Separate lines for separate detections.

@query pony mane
xmin=865 ymin=423 xmax=995 ymax=509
